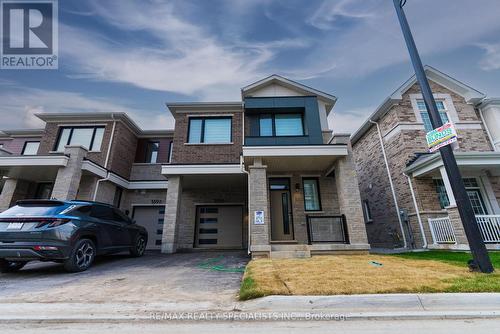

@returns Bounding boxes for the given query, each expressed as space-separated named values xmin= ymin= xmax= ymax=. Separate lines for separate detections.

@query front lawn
xmin=239 ymin=252 xmax=500 ymax=301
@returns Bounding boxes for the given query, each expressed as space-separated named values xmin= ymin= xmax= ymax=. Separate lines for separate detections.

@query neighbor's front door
xmin=269 ymin=178 xmax=294 ymax=241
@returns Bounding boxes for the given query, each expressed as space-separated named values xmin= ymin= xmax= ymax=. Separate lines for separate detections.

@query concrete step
xmin=270 ymin=250 xmax=311 ymax=259
xmin=271 ymin=244 xmax=309 ymax=252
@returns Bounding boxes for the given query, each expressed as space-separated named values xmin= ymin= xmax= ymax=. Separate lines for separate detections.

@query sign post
xmin=393 ymin=0 xmax=493 ymax=273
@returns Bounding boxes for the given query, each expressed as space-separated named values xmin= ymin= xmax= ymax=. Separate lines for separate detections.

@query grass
xmin=239 ymin=252 xmax=500 ymax=301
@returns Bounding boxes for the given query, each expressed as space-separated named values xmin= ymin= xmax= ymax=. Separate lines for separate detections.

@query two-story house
xmin=0 ymin=75 xmax=370 ymax=258
xmin=351 ymin=66 xmax=500 ymax=250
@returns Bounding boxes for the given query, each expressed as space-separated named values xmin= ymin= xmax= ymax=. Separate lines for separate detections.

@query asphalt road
xmin=2 ymin=319 xmax=499 ymax=334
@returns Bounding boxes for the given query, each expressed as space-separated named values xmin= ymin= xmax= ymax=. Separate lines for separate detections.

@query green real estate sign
xmin=426 ymin=122 xmax=458 ymax=153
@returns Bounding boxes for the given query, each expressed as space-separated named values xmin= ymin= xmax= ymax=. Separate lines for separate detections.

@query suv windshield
xmin=0 ymin=204 xmax=67 ymax=217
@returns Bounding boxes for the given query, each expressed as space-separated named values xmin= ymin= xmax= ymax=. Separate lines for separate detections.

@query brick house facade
xmin=352 ymin=66 xmax=500 ymax=250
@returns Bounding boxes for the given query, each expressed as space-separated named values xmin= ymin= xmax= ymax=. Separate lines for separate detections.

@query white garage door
xmin=132 ymin=206 xmax=165 ymax=250
xmin=195 ymin=205 xmax=243 ymax=249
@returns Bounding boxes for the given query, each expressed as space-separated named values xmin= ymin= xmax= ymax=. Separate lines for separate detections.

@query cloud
xmin=477 ymin=43 xmax=500 ymax=71
xmin=0 ymin=84 xmax=174 ymax=130
xmin=59 ymin=0 xmax=306 ymax=100
xmin=329 ymin=106 xmax=375 ymax=134
xmin=307 ymin=0 xmax=378 ymax=30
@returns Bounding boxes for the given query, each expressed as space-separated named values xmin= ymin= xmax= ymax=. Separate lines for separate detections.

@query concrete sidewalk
xmin=0 ymin=293 xmax=498 ymax=322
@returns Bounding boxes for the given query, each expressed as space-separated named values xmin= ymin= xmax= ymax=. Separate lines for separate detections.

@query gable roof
xmin=350 ymin=66 xmax=486 ymax=145
xmin=241 ymin=74 xmax=337 ymax=113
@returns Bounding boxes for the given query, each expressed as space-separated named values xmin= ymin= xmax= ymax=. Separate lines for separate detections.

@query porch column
xmin=0 ymin=178 xmax=18 ymax=212
xmin=51 ymin=146 xmax=87 ymax=201
xmin=162 ymin=175 xmax=182 ymax=253
xmin=248 ymin=158 xmax=271 ymax=255
xmin=334 ymin=155 xmax=369 ymax=246
xmin=439 ymin=167 xmax=457 ymax=207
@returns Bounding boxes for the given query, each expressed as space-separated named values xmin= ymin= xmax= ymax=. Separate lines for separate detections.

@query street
xmin=2 ymin=319 xmax=499 ymax=334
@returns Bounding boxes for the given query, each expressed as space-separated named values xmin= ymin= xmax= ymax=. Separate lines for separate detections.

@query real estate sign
xmin=426 ymin=122 xmax=457 ymax=153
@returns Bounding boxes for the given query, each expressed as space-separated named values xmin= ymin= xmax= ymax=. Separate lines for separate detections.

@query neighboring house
xmin=351 ymin=66 xmax=500 ymax=250
xmin=0 ymin=113 xmax=172 ymax=251
xmin=0 ymin=75 xmax=369 ymax=258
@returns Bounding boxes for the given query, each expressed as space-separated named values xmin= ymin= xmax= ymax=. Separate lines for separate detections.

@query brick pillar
xmin=334 ymin=154 xmax=369 ymax=246
xmin=248 ymin=160 xmax=271 ymax=256
xmin=162 ymin=175 xmax=182 ymax=253
xmin=0 ymin=178 xmax=18 ymax=212
xmin=446 ymin=206 xmax=469 ymax=246
xmin=51 ymin=146 xmax=87 ymax=201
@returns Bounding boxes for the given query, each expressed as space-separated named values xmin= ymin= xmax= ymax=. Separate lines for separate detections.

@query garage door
xmin=132 ymin=206 xmax=165 ymax=250
xmin=195 ymin=205 xmax=243 ymax=249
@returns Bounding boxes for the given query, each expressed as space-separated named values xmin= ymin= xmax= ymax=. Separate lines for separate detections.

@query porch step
xmin=271 ymin=244 xmax=309 ymax=252
xmin=270 ymin=250 xmax=311 ymax=259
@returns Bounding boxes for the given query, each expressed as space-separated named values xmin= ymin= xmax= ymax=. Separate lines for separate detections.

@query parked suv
xmin=0 ymin=200 xmax=148 ymax=273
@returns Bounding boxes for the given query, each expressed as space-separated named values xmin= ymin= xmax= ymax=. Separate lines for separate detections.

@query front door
xmin=269 ymin=178 xmax=294 ymax=241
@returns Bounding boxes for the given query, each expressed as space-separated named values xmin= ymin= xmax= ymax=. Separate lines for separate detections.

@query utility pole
xmin=393 ymin=0 xmax=493 ymax=273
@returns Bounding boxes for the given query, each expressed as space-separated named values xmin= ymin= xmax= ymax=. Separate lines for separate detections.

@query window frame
xmin=144 ymin=140 xmax=160 ymax=164
xmin=187 ymin=116 xmax=232 ymax=144
xmin=363 ymin=200 xmax=373 ymax=223
xmin=416 ymin=99 xmax=450 ymax=132
xmin=258 ymin=113 xmax=305 ymax=137
xmin=302 ymin=177 xmax=322 ymax=212
xmin=21 ymin=141 xmax=40 ymax=155
xmin=54 ymin=126 xmax=105 ymax=152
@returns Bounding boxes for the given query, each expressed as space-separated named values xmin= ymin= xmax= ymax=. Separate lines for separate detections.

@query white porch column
xmin=480 ymin=174 xmax=500 ymax=215
xmin=439 ymin=167 xmax=456 ymax=207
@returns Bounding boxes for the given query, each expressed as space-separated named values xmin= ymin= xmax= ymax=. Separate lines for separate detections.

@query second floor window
xmin=22 ymin=141 xmax=40 ymax=155
xmin=259 ymin=113 xmax=304 ymax=137
xmin=188 ymin=117 xmax=231 ymax=144
xmin=55 ymin=126 xmax=105 ymax=152
xmin=145 ymin=141 xmax=159 ymax=163
xmin=417 ymin=100 xmax=449 ymax=132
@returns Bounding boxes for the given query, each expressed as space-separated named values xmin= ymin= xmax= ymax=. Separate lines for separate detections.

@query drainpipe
xmin=404 ymin=172 xmax=427 ymax=248
xmin=240 ymin=154 xmax=251 ymax=255
xmin=477 ymin=107 xmax=497 ymax=152
xmin=369 ymin=120 xmax=407 ymax=248
xmin=93 ymin=116 xmax=117 ymax=201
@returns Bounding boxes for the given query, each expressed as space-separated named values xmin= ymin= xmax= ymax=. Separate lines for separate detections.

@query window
xmin=55 ymin=127 xmax=105 ymax=152
xmin=22 ymin=141 xmax=40 ymax=155
xmin=90 ymin=205 xmax=114 ymax=221
xmin=417 ymin=100 xmax=449 ymax=132
xmin=258 ymin=113 xmax=304 ymax=137
xmin=434 ymin=179 xmax=450 ymax=209
xmin=303 ymin=178 xmax=321 ymax=211
xmin=363 ymin=200 xmax=373 ymax=223
xmin=168 ymin=141 xmax=173 ymax=163
xmin=188 ymin=117 xmax=231 ymax=144
xmin=145 ymin=141 xmax=159 ymax=163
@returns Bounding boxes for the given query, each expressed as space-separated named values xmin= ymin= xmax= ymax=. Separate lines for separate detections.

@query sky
xmin=1 ymin=0 xmax=499 ymax=133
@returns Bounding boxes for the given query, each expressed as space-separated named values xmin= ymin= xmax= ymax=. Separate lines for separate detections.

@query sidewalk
xmin=0 ymin=293 xmax=498 ymax=322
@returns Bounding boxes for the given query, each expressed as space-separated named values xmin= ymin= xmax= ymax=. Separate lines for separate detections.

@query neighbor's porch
xmin=405 ymin=152 xmax=500 ymax=250
xmin=242 ymin=143 xmax=370 ymax=258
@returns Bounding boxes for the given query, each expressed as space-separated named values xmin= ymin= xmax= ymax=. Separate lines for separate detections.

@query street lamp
xmin=392 ymin=0 xmax=493 ymax=273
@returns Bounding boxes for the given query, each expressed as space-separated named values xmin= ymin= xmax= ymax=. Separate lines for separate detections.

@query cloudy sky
xmin=1 ymin=0 xmax=500 ymax=133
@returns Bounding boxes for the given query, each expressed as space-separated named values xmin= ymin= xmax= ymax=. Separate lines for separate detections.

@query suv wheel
xmin=64 ymin=239 xmax=96 ymax=273
xmin=130 ymin=235 xmax=146 ymax=257
xmin=0 ymin=259 xmax=27 ymax=273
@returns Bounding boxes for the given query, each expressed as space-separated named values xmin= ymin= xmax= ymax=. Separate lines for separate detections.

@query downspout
xmin=93 ymin=116 xmax=117 ymax=201
xmin=477 ymin=107 xmax=497 ymax=152
xmin=240 ymin=154 xmax=251 ymax=255
xmin=404 ymin=172 xmax=427 ymax=248
xmin=369 ymin=120 xmax=407 ymax=248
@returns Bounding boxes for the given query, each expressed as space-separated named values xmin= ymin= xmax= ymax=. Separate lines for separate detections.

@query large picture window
xmin=188 ymin=117 xmax=231 ymax=144
xmin=55 ymin=126 xmax=105 ymax=152
xmin=258 ymin=113 xmax=304 ymax=137
xmin=303 ymin=178 xmax=321 ymax=211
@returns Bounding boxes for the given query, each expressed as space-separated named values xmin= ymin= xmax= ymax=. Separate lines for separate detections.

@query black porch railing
xmin=306 ymin=215 xmax=349 ymax=244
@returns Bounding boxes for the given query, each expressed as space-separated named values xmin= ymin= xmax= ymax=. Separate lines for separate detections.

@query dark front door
xmin=269 ymin=178 xmax=294 ymax=241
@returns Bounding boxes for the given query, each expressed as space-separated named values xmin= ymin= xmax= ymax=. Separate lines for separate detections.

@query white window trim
xmin=410 ymin=93 xmax=459 ymax=125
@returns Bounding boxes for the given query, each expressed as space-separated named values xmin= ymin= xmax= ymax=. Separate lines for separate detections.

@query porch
xmin=242 ymin=143 xmax=370 ymax=258
xmin=405 ymin=151 xmax=500 ymax=250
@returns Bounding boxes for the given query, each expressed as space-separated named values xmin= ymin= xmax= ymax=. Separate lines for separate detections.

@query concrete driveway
xmin=0 ymin=251 xmax=249 ymax=305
